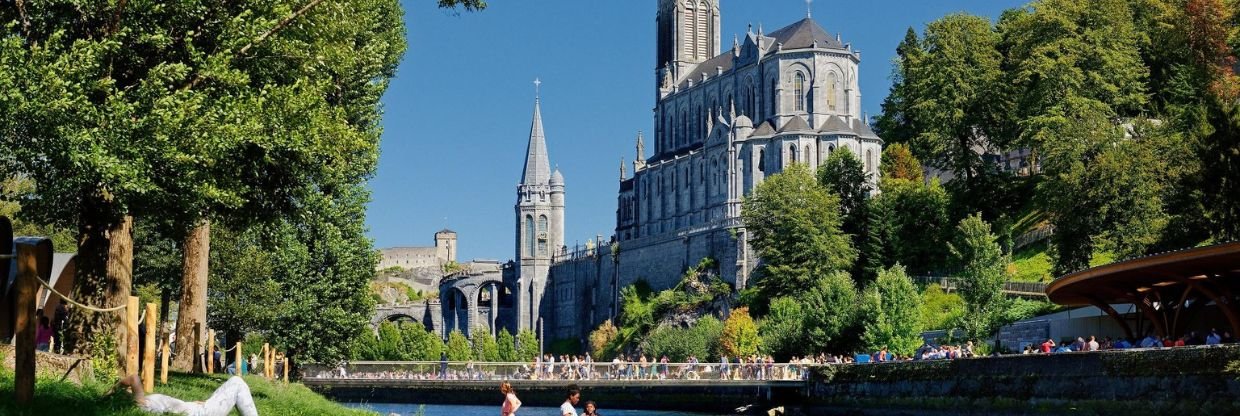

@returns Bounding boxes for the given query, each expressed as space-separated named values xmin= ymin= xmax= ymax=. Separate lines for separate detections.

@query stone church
xmin=433 ymin=0 xmax=883 ymax=343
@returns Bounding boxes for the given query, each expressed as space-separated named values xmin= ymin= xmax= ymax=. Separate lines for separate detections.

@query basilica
xmin=426 ymin=0 xmax=884 ymax=343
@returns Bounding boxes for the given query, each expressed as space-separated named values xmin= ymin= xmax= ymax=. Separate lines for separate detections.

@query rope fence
xmin=32 ymin=274 xmax=127 ymax=312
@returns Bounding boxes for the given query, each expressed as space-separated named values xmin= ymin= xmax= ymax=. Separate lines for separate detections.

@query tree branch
xmin=184 ymin=0 xmax=329 ymax=90
xmin=15 ymin=0 xmax=30 ymax=37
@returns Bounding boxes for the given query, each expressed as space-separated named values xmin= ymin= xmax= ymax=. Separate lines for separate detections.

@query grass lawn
xmin=1009 ymin=241 xmax=1118 ymax=282
xmin=0 ymin=370 xmax=374 ymax=416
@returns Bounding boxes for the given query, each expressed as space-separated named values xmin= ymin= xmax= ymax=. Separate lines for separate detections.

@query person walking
xmin=500 ymin=382 xmax=522 ymax=416
xmin=560 ymin=386 xmax=580 ymax=416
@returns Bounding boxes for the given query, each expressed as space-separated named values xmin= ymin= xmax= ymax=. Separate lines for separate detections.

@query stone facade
xmin=377 ymin=229 xmax=458 ymax=271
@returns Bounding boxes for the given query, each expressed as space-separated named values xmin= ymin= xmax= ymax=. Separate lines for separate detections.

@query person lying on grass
xmin=111 ymin=374 xmax=259 ymax=416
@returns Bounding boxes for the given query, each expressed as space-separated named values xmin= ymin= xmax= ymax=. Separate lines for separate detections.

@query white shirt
xmin=561 ymin=401 xmax=577 ymax=416
xmin=141 ymin=394 xmax=203 ymax=416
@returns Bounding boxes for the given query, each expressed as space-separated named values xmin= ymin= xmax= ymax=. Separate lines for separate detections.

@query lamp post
xmin=538 ymin=317 xmax=544 ymax=358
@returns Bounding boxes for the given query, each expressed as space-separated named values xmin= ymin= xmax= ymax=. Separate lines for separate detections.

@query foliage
xmin=0 ymin=176 xmax=76 ymax=250
xmin=442 ymin=261 xmax=467 ymax=274
xmin=818 ymin=148 xmax=876 ymax=281
xmin=471 ymin=329 xmax=501 ymax=362
xmin=497 ymin=329 xmax=518 ymax=362
xmin=721 ymin=307 xmax=761 ymax=358
xmin=619 ymin=281 xmax=656 ymax=331
xmin=515 ymin=329 xmax=540 ymax=362
xmin=802 ymin=272 xmax=860 ymax=354
xmin=875 ymin=27 xmax=925 ymax=149
xmin=643 ymin=316 xmax=723 ymax=361
xmin=880 ymin=144 xmax=924 ymax=183
xmin=859 ymin=265 xmax=924 ymax=357
xmin=760 ymin=297 xmax=806 ymax=360
xmin=871 ymin=178 xmax=952 ymax=274
xmin=589 ymin=320 xmax=619 ymax=360
xmin=743 ymin=163 xmax=856 ymax=300
xmin=445 ymin=330 xmax=473 ymax=361
xmin=208 ymin=226 xmax=284 ymax=345
xmin=919 ymin=284 xmax=965 ymax=331
xmin=950 ymin=214 xmax=1009 ymax=340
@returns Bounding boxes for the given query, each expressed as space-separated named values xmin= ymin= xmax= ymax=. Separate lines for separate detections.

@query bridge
xmin=912 ymin=276 xmax=1048 ymax=298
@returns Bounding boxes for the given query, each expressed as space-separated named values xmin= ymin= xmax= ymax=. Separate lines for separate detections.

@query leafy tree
xmin=859 ymin=265 xmax=923 ymax=357
xmin=907 ymin=13 xmax=1009 ymax=203
xmin=759 ymin=297 xmax=805 ymax=360
xmin=497 ymin=329 xmax=518 ymax=362
xmin=418 ymin=330 xmax=447 ymax=362
xmin=743 ymin=163 xmax=856 ymax=300
xmin=875 ymin=27 xmax=926 ymax=150
xmin=802 ymin=272 xmax=859 ymax=354
xmin=351 ymin=330 xmax=380 ymax=361
xmin=376 ymin=322 xmax=405 ymax=361
xmin=398 ymin=324 xmax=433 ymax=361
xmin=919 ymin=284 xmax=965 ymax=331
xmin=644 ymin=317 xmax=723 ymax=362
xmin=817 ymin=148 xmax=874 ymax=281
xmin=589 ymin=320 xmax=619 ymax=360
xmin=515 ymin=329 xmax=540 ymax=362
xmin=471 ymin=329 xmax=501 ymax=362
xmin=950 ymin=214 xmax=1008 ymax=340
xmin=445 ymin=330 xmax=473 ymax=361
xmin=871 ymin=178 xmax=952 ymax=274
xmin=880 ymin=144 xmax=924 ymax=183
xmin=721 ymin=308 xmax=760 ymax=358
xmin=206 ymin=226 xmax=283 ymax=348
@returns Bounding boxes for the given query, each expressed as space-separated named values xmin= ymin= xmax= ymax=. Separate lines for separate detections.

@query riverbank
xmin=0 ymin=369 xmax=372 ymax=416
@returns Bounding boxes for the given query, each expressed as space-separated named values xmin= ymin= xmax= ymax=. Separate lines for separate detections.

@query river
xmin=345 ymin=403 xmax=718 ymax=416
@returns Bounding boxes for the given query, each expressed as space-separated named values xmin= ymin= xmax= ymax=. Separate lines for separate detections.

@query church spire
xmin=521 ymin=79 xmax=551 ymax=185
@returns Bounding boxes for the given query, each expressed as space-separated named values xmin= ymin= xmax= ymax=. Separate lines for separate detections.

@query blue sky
xmin=367 ymin=0 xmax=1026 ymax=262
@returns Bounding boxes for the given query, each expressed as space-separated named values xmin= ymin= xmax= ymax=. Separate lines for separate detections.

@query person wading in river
xmin=500 ymin=381 xmax=522 ymax=416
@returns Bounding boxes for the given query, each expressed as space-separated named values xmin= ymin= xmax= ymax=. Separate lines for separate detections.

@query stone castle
xmin=380 ymin=0 xmax=883 ymax=344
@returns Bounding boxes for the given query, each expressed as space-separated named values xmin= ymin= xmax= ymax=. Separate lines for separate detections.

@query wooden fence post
xmin=283 ymin=354 xmax=289 ymax=383
xmin=260 ymin=343 xmax=269 ymax=379
xmin=125 ymin=296 xmax=140 ymax=378
xmin=206 ymin=328 xmax=214 ymax=374
xmin=235 ymin=342 xmax=243 ymax=376
xmin=143 ymin=302 xmax=157 ymax=393
xmin=266 ymin=344 xmax=273 ymax=379
xmin=161 ymin=335 xmax=170 ymax=385
xmin=13 ymin=238 xmax=51 ymax=405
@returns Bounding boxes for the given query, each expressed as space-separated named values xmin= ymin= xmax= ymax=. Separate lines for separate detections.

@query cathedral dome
xmin=550 ymin=168 xmax=565 ymax=185
xmin=733 ymin=115 xmax=754 ymax=129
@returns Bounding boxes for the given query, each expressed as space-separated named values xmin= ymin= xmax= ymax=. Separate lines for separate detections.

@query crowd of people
xmin=1023 ymin=328 xmax=1236 ymax=354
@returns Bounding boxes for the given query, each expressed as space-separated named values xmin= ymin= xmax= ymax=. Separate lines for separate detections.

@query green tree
xmin=919 ymin=284 xmax=965 ymax=331
xmin=721 ymin=308 xmax=760 ymax=358
xmin=817 ymin=148 xmax=874 ymax=281
xmin=445 ymin=330 xmax=473 ymax=361
xmin=376 ymin=322 xmax=404 ymax=361
xmin=872 ymin=178 xmax=952 ymax=274
xmin=206 ymin=226 xmax=283 ymax=348
xmin=859 ymin=265 xmax=923 ymax=357
xmin=497 ymin=329 xmax=518 ymax=362
xmin=644 ymin=317 xmax=723 ymax=362
xmin=950 ymin=214 xmax=1009 ymax=340
xmin=515 ymin=329 xmax=540 ymax=362
xmin=802 ymin=272 xmax=859 ymax=354
xmin=875 ymin=28 xmax=926 ymax=150
xmin=588 ymin=320 xmax=619 ymax=360
xmin=471 ymin=329 xmax=501 ymax=362
xmin=759 ymin=297 xmax=805 ymax=360
xmin=399 ymin=324 xmax=440 ymax=361
xmin=743 ymin=163 xmax=856 ymax=300
xmin=351 ymin=330 xmax=380 ymax=361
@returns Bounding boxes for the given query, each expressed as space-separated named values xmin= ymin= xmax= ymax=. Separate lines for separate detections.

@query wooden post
xmin=125 ymin=296 xmax=140 ymax=378
xmin=261 ymin=343 xmax=269 ymax=379
xmin=283 ymin=354 xmax=289 ymax=383
xmin=143 ymin=302 xmax=157 ymax=393
xmin=206 ymin=328 xmax=214 ymax=374
xmin=13 ymin=239 xmax=51 ymax=405
xmin=161 ymin=336 xmax=171 ymax=385
xmin=235 ymin=342 xmax=243 ymax=376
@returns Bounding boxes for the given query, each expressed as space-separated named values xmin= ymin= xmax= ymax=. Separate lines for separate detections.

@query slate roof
xmin=852 ymin=118 xmax=881 ymax=139
xmin=766 ymin=18 xmax=845 ymax=50
xmin=521 ymin=99 xmax=552 ymax=185
xmin=779 ymin=115 xmax=811 ymax=133
xmin=751 ymin=120 xmax=776 ymax=137
xmin=819 ymin=115 xmax=853 ymax=134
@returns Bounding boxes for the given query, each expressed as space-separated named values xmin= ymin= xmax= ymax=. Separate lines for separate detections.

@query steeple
xmin=634 ymin=131 xmax=647 ymax=172
xmin=521 ymin=79 xmax=551 ymax=186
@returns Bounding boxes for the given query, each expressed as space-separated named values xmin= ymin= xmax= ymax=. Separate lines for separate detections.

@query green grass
xmin=1009 ymin=241 xmax=1118 ymax=282
xmin=0 ymin=371 xmax=374 ymax=416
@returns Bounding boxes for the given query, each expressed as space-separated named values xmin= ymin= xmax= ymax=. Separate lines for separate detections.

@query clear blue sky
xmin=367 ymin=0 xmax=1025 ymax=262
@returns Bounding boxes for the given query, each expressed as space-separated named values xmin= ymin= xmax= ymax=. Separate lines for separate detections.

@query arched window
xmin=697 ymin=1 xmax=709 ymax=58
xmin=538 ymin=215 xmax=549 ymax=255
xmin=827 ymin=72 xmax=838 ymax=111
xmin=788 ymin=144 xmax=797 ymax=168
xmin=866 ymin=149 xmax=875 ymax=174
xmin=757 ymin=148 xmax=766 ymax=173
xmin=683 ymin=2 xmax=696 ymax=58
xmin=770 ymin=79 xmax=779 ymax=115
xmin=793 ymin=72 xmax=806 ymax=112
xmin=804 ymin=145 xmax=812 ymax=164
xmin=524 ymin=215 xmax=534 ymax=256
xmin=748 ymin=78 xmax=758 ymax=117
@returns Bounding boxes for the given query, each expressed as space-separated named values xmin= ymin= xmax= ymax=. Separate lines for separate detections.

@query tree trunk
xmin=65 ymin=203 xmax=133 ymax=366
xmin=171 ymin=219 xmax=210 ymax=372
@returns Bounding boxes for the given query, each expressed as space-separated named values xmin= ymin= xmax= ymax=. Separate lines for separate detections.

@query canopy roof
xmin=1046 ymin=241 xmax=1240 ymax=306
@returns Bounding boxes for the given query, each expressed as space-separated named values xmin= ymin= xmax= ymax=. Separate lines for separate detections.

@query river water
xmin=346 ymin=403 xmax=716 ymax=416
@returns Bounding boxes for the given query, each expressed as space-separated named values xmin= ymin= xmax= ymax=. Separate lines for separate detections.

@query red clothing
xmin=1163 ymin=339 xmax=1174 ymax=348
xmin=1173 ymin=339 xmax=1185 ymax=347
xmin=1040 ymin=341 xmax=1053 ymax=353
xmin=35 ymin=325 xmax=52 ymax=345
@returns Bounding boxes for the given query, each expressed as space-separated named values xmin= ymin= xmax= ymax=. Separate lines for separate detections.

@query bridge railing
xmin=302 ymin=360 xmax=813 ymax=383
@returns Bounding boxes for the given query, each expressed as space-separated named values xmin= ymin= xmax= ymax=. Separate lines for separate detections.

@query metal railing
xmin=911 ymin=276 xmax=1048 ymax=297
xmin=302 ymin=361 xmax=813 ymax=383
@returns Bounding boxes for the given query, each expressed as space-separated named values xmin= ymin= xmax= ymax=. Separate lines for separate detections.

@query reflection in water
xmin=346 ymin=403 xmax=718 ymax=416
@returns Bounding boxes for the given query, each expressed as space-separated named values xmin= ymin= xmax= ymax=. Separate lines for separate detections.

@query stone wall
xmin=546 ymin=222 xmax=747 ymax=341
xmin=807 ymin=345 xmax=1240 ymax=404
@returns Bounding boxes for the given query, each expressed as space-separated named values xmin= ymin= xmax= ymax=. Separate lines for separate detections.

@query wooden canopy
xmin=1046 ymin=242 xmax=1240 ymax=339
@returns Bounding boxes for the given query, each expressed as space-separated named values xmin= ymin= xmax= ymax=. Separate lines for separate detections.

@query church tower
xmin=515 ymin=87 xmax=564 ymax=332
xmin=656 ymin=0 xmax=720 ymax=87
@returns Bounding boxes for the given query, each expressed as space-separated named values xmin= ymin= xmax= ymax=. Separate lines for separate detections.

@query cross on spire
xmin=807 ymin=0 xmax=813 ymax=18
xmin=533 ymin=78 xmax=542 ymax=101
